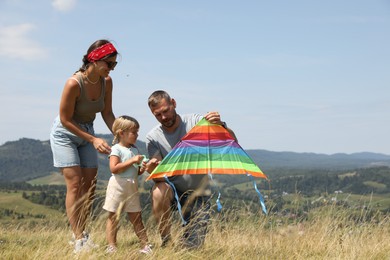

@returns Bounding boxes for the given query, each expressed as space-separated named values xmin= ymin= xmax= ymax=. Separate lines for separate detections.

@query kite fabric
xmin=147 ymin=118 xmax=267 ymax=179
xmin=146 ymin=118 xmax=268 ymax=215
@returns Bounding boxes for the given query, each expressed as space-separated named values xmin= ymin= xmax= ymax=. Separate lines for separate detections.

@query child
xmin=103 ymin=115 xmax=152 ymax=254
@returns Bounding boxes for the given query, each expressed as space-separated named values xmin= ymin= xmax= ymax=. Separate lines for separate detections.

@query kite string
xmin=164 ymin=175 xmax=187 ymax=225
xmin=247 ymin=173 xmax=268 ymax=214
xmin=208 ymin=172 xmax=223 ymax=212
xmin=206 ymin=121 xmax=223 ymax=212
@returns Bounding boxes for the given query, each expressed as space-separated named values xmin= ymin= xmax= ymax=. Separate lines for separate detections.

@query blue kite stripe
xmin=164 ymin=145 xmax=249 ymax=158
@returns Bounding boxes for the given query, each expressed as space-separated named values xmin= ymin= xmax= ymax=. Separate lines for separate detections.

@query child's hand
xmin=134 ymin=155 xmax=149 ymax=169
xmin=139 ymin=161 xmax=147 ymax=175
xmin=133 ymin=155 xmax=144 ymax=164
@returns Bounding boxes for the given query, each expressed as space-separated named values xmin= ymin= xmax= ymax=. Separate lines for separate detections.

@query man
xmin=145 ymin=90 xmax=236 ymax=248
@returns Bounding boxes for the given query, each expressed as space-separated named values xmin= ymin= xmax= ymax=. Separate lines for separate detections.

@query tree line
xmin=1 ymin=166 xmax=389 ymax=219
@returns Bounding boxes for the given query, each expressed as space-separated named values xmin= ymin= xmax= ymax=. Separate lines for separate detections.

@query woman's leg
xmin=62 ymin=166 xmax=97 ymax=239
xmin=128 ymin=211 xmax=148 ymax=247
xmin=79 ymin=167 xmax=97 ymax=232
xmin=62 ymin=166 xmax=84 ymax=239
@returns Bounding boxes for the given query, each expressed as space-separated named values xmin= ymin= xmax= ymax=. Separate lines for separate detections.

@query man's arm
xmin=145 ymin=137 xmax=165 ymax=181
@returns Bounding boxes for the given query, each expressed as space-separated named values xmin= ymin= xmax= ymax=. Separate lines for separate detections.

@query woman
xmin=50 ymin=39 xmax=118 ymax=253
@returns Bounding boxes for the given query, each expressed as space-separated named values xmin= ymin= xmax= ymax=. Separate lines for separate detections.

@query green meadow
xmin=1 ymin=189 xmax=389 ymax=259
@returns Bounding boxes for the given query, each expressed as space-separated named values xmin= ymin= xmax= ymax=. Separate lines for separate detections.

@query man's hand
xmin=145 ymin=158 xmax=160 ymax=173
xmin=204 ymin=111 xmax=223 ymax=125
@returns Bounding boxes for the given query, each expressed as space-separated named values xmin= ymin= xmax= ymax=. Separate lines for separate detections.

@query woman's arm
xmin=59 ymin=77 xmax=111 ymax=154
xmin=101 ymin=76 xmax=115 ymax=134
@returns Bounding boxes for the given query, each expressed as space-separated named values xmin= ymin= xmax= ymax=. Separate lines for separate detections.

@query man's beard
xmin=161 ymin=111 xmax=177 ymax=128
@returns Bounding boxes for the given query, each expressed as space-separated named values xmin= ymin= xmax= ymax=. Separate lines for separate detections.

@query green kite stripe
xmin=154 ymin=160 xmax=262 ymax=173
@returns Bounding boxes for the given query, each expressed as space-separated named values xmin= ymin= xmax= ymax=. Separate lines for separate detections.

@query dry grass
xmin=1 ymin=205 xmax=389 ymax=260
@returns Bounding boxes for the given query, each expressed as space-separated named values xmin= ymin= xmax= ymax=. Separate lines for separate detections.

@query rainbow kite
xmin=147 ymin=118 xmax=268 ymax=216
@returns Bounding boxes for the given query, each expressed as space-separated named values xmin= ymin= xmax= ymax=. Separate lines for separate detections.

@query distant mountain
xmin=1 ymin=137 xmax=390 ymax=183
xmin=0 ymin=138 xmax=55 ymax=182
xmin=247 ymin=150 xmax=390 ymax=171
xmin=0 ymin=135 xmax=146 ymax=182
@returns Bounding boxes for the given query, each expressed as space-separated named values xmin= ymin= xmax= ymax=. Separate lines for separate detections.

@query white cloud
xmin=0 ymin=23 xmax=47 ymax=60
xmin=52 ymin=0 xmax=77 ymax=12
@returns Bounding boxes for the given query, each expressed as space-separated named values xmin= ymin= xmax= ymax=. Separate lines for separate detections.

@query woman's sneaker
xmin=139 ymin=244 xmax=153 ymax=254
xmin=81 ymin=232 xmax=99 ymax=249
xmin=73 ymin=239 xmax=85 ymax=254
xmin=69 ymin=231 xmax=89 ymax=245
xmin=70 ymin=232 xmax=98 ymax=252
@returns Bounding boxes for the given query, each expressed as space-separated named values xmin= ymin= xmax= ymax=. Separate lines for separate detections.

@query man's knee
xmin=152 ymin=182 xmax=173 ymax=203
xmin=152 ymin=182 xmax=173 ymax=217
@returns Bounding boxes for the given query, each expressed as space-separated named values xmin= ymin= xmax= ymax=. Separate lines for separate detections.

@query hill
xmin=1 ymin=137 xmax=390 ymax=182
xmin=247 ymin=150 xmax=390 ymax=171
xmin=0 ymin=135 xmax=146 ymax=182
xmin=0 ymin=138 xmax=55 ymax=182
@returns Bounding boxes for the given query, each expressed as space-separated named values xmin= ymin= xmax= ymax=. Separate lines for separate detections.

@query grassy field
xmin=1 ymin=191 xmax=389 ymax=259
xmin=27 ymin=172 xmax=65 ymax=186
xmin=0 ymin=191 xmax=63 ymax=222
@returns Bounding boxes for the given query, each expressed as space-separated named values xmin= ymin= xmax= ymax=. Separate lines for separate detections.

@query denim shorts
xmin=50 ymin=116 xmax=98 ymax=168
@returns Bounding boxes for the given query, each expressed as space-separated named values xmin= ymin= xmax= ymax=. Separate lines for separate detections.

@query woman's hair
xmin=148 ymin=90 xmax=172 ymax=108
xmin=79 ymin=39 xmax=119 ymax=72
xmin=112 ymin=115 xmax=140 ymax=145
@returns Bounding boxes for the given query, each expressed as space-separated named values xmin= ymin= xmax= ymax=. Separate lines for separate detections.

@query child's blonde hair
xmin=112 ymin=115 xmax=140 ymax=145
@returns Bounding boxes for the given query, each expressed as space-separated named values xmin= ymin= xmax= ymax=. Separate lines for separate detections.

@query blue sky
xmin=0 ymin=0 xmax=389 ymax=155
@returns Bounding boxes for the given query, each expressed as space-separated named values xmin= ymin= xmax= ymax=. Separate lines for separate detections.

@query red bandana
xmin=87 ymin=43 xmax=117 ymax=62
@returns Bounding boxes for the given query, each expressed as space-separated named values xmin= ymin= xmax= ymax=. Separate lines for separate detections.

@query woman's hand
xmin=92 ymin=137 xmax=111 ymax=154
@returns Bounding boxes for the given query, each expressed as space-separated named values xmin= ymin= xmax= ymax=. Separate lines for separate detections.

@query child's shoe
xmin=105 ymin=245 xmax=117 ymax=254
xmin=139 ymin=244 xmax=152 ymax=254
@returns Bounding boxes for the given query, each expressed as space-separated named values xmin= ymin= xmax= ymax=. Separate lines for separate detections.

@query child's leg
xmin=128 ymin=211 xmax=148 ymax=247
xmin=106 ymin=212 xmax=119 ymax=247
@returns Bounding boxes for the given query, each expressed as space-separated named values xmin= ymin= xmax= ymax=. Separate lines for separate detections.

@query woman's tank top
xmin=72 ymin=72 xmax=106 ymax=124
